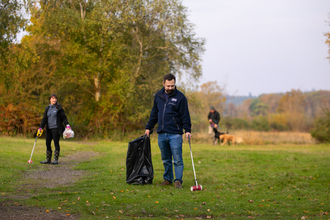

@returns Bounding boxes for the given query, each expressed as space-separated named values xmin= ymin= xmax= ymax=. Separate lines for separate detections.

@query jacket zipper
xmin=162 ymin=102 xmax=166 ymax=131
xmin=173 ymin=117 xmax=180 ymax=129
xmin=161 ymin=91 xmax=174 ymax=131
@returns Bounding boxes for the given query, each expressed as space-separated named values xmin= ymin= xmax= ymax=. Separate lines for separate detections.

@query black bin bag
xmin=126 ymin=134 xmax=153 ymax=184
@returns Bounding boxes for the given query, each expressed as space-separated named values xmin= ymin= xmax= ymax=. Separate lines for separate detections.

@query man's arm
xmin=216 ymin=112 xmax=220 ymax=123
xmin=179 ymin=96 xmax=191 ymax=134
xmin=145 ymin=96 xmax=158 ymax=137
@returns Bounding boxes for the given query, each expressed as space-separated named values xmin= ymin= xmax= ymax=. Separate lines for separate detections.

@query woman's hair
xmin=49 ymin=94 xmax=58 ymax=108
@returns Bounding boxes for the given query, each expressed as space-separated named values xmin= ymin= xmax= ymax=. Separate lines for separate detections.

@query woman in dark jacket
xmin=38 ymin=94 xmax=70 ymax=165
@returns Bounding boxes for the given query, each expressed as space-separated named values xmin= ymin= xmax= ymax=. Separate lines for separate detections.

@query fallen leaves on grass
xmin=248 ymin=200 xmax=254 ymax=203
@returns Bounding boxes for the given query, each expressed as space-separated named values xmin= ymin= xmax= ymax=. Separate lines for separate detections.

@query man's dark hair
xmin=163 ymin=74 xmax=176 ymax=83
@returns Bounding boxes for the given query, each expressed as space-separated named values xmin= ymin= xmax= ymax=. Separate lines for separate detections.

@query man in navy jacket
xmin=145 ymin=74 xmax=191 ymax=189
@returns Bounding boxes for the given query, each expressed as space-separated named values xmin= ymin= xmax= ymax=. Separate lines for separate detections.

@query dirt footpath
xmin=0 ymin=151 xmax=99 ymax=220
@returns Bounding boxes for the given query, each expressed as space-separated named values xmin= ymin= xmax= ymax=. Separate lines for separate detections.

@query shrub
xmin=268 ymin=113 xmax=288 ymax=130
xmin=270 ymin=122 xmax=289 ymax=131
xmin=309 ymin=109 xmax=330 ymax=143
xmin=252 ymin=116 xmax=270 ymax=131
xmin=0 ymin=103 xmax=41 ymax=136
xmin=220 ymin=116 xmax=250 ymax=131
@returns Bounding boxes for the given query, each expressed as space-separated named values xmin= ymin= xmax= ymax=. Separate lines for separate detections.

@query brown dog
xmin=219 ymin=134 xmax=244 ymax=146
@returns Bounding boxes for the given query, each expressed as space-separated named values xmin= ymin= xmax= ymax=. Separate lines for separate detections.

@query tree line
xmin=221 ymin=90 xmax=330 ymax=132
xmin=0 ymin=0 xmax=205 ymax=137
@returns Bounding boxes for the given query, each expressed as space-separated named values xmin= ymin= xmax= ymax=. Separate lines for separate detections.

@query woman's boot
xmin=51 ymin=151 xmax=59 ymax=165
xmin=40 ymin=151 xmax=52 ymax=164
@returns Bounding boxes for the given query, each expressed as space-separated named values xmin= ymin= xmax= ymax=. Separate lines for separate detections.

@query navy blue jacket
xmin=146 ymin=87 xmax=191 ymax=134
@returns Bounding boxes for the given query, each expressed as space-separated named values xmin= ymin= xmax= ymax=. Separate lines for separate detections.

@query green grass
xmin=0 ymin=136 xmax=330 ymax=219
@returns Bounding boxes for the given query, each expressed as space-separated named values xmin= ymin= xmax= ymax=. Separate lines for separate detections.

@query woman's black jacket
xmin=39 ymin=104 xmax=69 ymax=134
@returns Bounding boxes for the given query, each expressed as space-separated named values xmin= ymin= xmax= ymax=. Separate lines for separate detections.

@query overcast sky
xmin=182 ymin=0 xmax=330 ymax=96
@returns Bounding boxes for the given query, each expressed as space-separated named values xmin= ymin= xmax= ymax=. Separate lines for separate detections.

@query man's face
xmin=210 ymin=110 xmax=215 ymax=113
xmin=163 ymin=79 xmax=175 ymax=94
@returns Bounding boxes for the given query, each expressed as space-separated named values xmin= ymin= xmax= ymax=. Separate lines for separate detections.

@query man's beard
xmin=165 ymin=89 xmax=174 ymax=94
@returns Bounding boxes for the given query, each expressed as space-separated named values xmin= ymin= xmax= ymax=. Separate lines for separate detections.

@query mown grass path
xmin=0 ymin=137 xmax=329 ymax=219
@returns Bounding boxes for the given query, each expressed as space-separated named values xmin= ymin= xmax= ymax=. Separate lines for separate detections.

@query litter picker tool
xmin=188 ymin=135 xmax=202 ymax=191
xmin=28 ymin=129 xmax=43 ymax=164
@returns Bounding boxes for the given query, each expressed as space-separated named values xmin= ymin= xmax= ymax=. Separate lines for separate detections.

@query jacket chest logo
xmin=171 ymin=98 xmax=177 ymax=102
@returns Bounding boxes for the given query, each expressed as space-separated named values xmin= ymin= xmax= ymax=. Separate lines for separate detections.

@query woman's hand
xmin=37 ymin=128 xmax=43 ymax=137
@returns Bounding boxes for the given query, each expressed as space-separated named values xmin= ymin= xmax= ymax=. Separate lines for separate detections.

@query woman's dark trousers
xmin=41 ymin=128 xmax=60 ymax=164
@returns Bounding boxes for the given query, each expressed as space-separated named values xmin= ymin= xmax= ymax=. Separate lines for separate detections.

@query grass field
xmin=0 ymin=136 xmax=329 ymax=219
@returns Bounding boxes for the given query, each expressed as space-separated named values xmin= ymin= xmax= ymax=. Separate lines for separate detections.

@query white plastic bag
xmin=63 ymin=128 xmax=75 ymax=139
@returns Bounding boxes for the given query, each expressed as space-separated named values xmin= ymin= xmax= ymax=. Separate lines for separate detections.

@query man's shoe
xmin=160 ymin=180 xmax=172 ymax=186
xmin=174 ymin=181 xmax=182 ymax=189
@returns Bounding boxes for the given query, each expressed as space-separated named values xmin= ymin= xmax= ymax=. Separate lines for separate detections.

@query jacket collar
xmin=158 ymin=87 xmax=177 ymax=100
xmin=47 ymin=103 xmax=62 ymax=111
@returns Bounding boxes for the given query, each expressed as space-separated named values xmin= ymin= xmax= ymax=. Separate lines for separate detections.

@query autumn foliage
xmin=0 ymin=0 xmax=205 ymax=137
xmin=0 ymin=103 xmax=40 ymax=136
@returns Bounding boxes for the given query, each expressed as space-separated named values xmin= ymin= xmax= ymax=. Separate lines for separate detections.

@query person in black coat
xmin=208 ymin=106 xmax=220 ymax=145
xmin=38 ymin=94 xmax=70 ymax=165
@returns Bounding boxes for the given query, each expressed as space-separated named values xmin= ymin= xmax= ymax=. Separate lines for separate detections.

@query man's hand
xmin=214 ymin=124 xmax=218 ymax=128
xmin=145 ymin=129 xmax=150 ymax=137
xmin=185 ymin=132 xmax=191 ymax=141
xmin=208 ymin=119 xmax=212 ymax=123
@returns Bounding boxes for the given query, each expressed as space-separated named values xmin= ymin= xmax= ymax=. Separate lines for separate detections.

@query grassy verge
xmin=193 ymin=130 xmax=315 ymax=145
xmin=0 ymin=136 xmax=329 ymax=219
